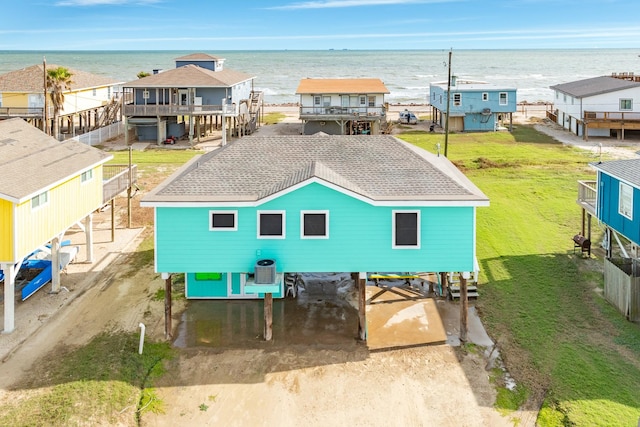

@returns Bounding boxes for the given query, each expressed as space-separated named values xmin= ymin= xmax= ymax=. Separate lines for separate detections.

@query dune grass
xmin=399 ymin=126 xmax=640 ymax=426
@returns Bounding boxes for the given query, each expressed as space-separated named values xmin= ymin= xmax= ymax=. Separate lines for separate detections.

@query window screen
xmin=395 ymin=212 xmax=418 ymax=247
xmin=303 ymin=213 xmax=327 ymax=237
xmin=260 ymin=213 xmax=283 ymax=236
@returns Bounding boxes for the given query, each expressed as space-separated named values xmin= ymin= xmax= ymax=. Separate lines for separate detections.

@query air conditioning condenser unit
xmin=255 ymin=259 xmax=276 ymax=284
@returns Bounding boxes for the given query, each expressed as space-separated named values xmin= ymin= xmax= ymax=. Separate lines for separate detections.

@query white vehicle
xmin=398 ymin=110 xmax=418 ymax=124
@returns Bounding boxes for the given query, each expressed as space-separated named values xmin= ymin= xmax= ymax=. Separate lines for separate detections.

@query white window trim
xmin=300 ymin=210 xmax=329 ymax=239
xmin=482 ymin=92 xmax=489 ymax=102
xmin=31 ymin=191 xmax=49 ymax=210
xmin=392 ymin=210 xmax=421 ymax=249
xmin=80 ymin=169 xmax=93 ymax=184
xmin=453 ymin=93 xmax=461 ymax=106
xmin=619 ymin=182 xmax=633 ymax=220
xmin=619 ymin=98 xmax=632 ymax=111
xmin=257 ymin=210 xmax=286 ymax=239
xmin=209 ymin=210 xmax=238 ymax=231
xmin=499 ymin=92 xmax=508 ymax=105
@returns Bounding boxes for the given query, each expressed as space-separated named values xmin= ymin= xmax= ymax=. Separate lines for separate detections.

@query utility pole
xmin=43 ymin=57 xmax=48 ymax=134
xmin=444 ymin=49 xmax=452 ymax=157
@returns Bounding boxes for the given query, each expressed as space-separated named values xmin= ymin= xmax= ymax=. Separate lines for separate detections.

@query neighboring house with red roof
xmin=122 ymin=53 xmax=261 ymax=145
xmin=550 ymin=73 xmax=640 ymax=140
xmin=295 ymin=78 xmax=390 ymax=135
xmin=0 ymin=63 xmax=123 ymax=139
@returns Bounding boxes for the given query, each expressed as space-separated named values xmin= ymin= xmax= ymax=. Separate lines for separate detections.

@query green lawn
xmin=399 ymin=127 xmax=640 ymax=426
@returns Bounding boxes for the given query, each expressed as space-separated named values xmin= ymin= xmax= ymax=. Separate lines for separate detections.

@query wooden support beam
xmin=358 ymin=275 xmax=367 ymax=341
xmin=264 ymin=293 xmax=273 ymax=341
xmin=110 ymin=198 xmax=115 ymax=242
xmin=85 ymin=213 xmax=93 ymax=263
xmin=164 ymin=274 xmax=172 ymax=339
xmin=459 ymin=274 xmax=468 ymax=342
xmin=2 ymin=263 xmax=16 ymax=333
xmin=51 ymin=237 xmax=61 ymax=294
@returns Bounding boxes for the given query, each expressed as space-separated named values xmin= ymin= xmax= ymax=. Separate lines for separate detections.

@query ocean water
xmin=1 ymin=49 xmax=638 ymax=105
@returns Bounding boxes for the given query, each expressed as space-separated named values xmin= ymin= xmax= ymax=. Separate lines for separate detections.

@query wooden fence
xmin=604 ymin=257 xmax=640 ymax=322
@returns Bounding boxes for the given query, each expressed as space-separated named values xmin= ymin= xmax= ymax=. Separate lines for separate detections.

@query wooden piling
xmin=264 ymin=293 xmax=273 ymax=341
xmin=358 ymin=276 xmax=367 ymax=341
xmin=459 ymin=275 xmax=468 ymax=342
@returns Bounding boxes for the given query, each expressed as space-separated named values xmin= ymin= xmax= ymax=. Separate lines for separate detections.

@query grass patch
xmin=398 ymin=125 xmax=640 ymax=426
xmin=0 ymin=331 xmax=174 ymax=426
xmin=261 ymin=112 xmax=286 ymax=125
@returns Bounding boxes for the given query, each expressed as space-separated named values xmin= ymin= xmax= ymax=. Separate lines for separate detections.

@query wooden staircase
xmin=447 ymin=272 xmax=479 ymax=300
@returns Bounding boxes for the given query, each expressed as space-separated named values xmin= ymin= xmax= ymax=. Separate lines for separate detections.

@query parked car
xmin=398 ymin=110 xmax=418 ymax=124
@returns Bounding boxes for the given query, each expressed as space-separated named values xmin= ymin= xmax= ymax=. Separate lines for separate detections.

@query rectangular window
xmin=619 ymin=182 xmax=633 ymax=220
xmin=81 ymin=169 xmax=93 ymax=183
xmin=453 ymin=93 xmax=461 ymax=106
xmin=210 ymin=210 xmax=237 ymax=231
xmin=482 ymin=93 xmax=489 ymax=101
xmin=301 ymin=211 xmax=329 ymax=239
xmin=31 ymin=191 xmax=49 ymax=209
xmin=620 ymin=98 xmax=632 ymax=111
xmin=392 ymin=210 xmax=420 ymax=249
xmin=314 ymin=95 xmax=321 ymax=106
xmin=92 ymin=88 xmax=97 ymax=96
xmin=499 ymin=92 xmax=508 ymax=105
xmin=368 ymin=96 xmax=375 ymax=107
xmin=258 ymin=211 xmax=285 ymax=239
xmin=323 ymin=96 xmax=331 ymax=107
xmin=359 ymin=96 xmax=367 ymax=106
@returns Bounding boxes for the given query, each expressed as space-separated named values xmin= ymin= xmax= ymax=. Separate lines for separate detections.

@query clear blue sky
xmin=3 ymin=0 xmax=640 ymax=50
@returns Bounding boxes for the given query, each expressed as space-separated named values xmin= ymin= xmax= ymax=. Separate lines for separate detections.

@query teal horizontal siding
xmin=598 ymin=173 xmax=640 ymax=245
xmin=156 ymin=182 xmax=476 ymax=274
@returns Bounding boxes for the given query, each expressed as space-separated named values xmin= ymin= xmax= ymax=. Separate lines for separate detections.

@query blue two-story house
xmin=122 ymin=53 xmax=261 ymax=145
xmin=429 ymin=77 xmax=517 ymax=132
xmin=577 ymin=158 xmax=640 ymax=321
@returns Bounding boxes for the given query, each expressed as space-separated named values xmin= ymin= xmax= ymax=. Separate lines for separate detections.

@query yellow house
xmin=0 ymin=118 xmax=112 ymax=333
xmin=0 ymin=63 xmax=123 ymax=138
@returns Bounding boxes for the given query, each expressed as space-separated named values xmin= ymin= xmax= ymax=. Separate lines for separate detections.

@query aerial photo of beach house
xmin=121 ymin=53 xmax=262 ymax=145
xmin=141 ymin=133 xmax=489 ymax=343
xmin=0 ymin=63 xmax=122 ymax=139
xmin=0 ymin=118 xmax=114 ymax=333
xmin=550 ymin=72 xmax=640 ymax=141
xmin=295 ymin=78 xmax=390 ymax=135
xmin=429 ymin=77 xmax=517 ymax=132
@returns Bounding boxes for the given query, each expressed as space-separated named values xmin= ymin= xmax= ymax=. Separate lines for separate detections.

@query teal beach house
xmin=142 ymin=134 xmax=489 ymax=302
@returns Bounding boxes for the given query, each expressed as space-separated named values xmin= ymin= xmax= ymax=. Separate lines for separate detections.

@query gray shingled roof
xmin=142 ymin=135 xmax=489 ymax=205
xmin=175 ymin=53 xmax=223 ymax=61
xmin=0 ymin=118 xmax=113 ymax=203
xmin=0 ymin=64 xmax=120 ymax=93
xmin=550 ymin=76 xmax=640 ymax=98
xmin=123 ymin=64 xmax=254 ymax=88
xmin=591 ymin=159 xmax=640 ymax=188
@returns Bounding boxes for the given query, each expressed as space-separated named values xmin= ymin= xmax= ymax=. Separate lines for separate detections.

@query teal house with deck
xmin=142 ymin=134 xmax=489 ymax=302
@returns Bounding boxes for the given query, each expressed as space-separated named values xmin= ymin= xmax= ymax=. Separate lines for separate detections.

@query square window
xmin=620 ymin=99 xmax=632 ymax=111
xmin=619 ymin=182 xmax=633 ymax=220
xmin=258 ymin=211 xmax=285 ymax=238
xmin=210 ymin=211 xmax=237 ymax=231
xmin=393 ymin=211 xmax=420 ymax=249
xmin=301 ymin=211 xmax=328 ymax=238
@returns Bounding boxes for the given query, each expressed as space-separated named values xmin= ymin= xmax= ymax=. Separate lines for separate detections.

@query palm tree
xmin=46 ymin=66 xmax=73 ymax=140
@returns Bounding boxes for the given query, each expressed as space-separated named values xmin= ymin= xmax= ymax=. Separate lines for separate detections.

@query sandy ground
xmin=1 ymin=104 xmax=637 ymax=426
